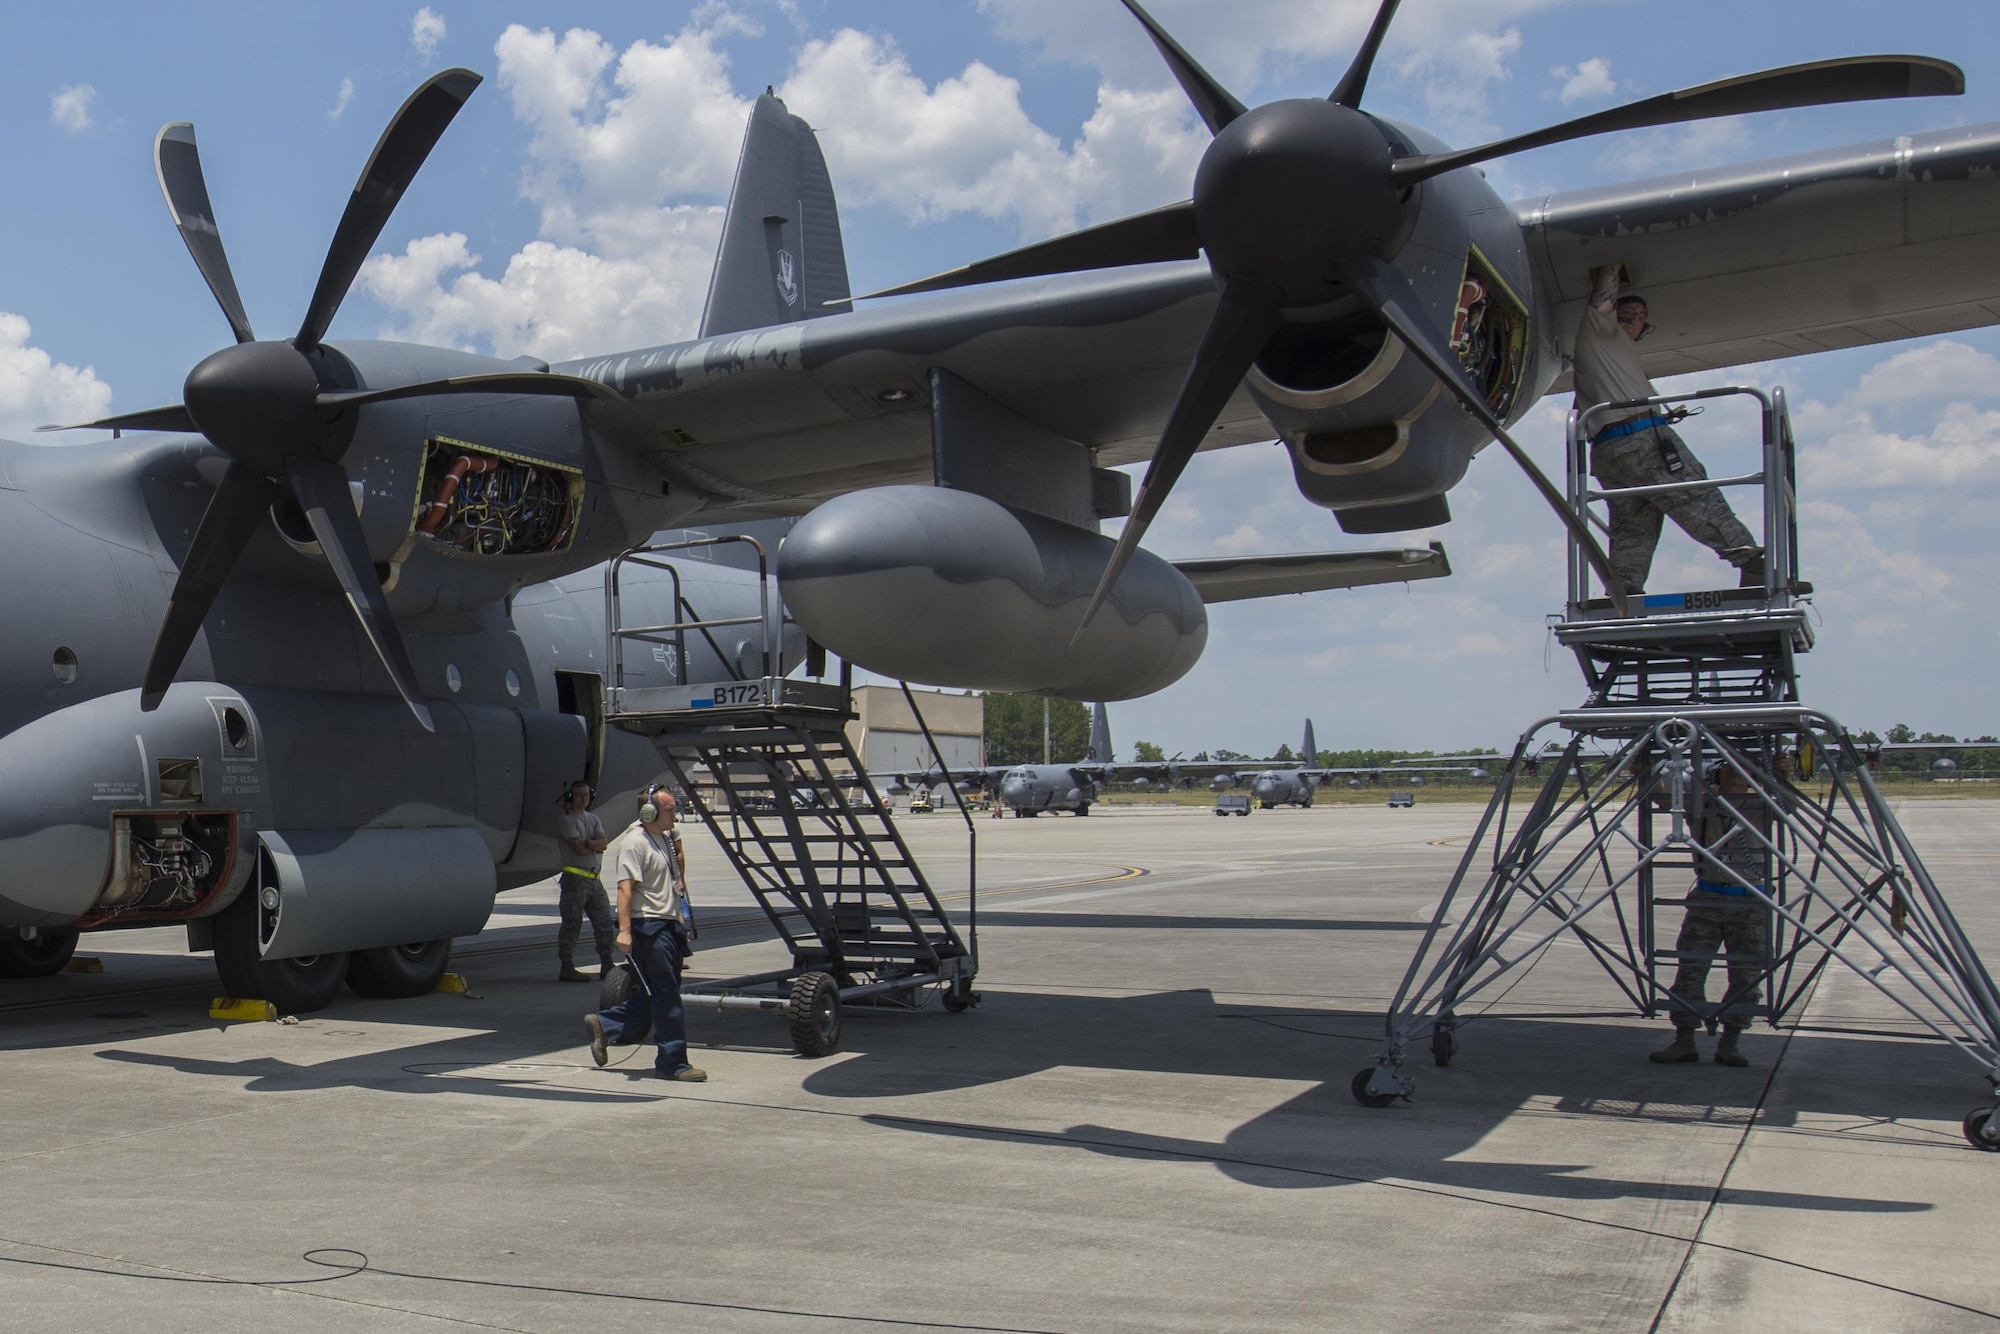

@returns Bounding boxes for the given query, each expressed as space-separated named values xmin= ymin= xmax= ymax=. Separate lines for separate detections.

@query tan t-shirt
xmin=557 ymin=809 xmax=607 ymax=872
xmin=1571 ymin=303 xmax=1655 ymax=427
xmin=610 ymin=823 xmax=685 ymax=923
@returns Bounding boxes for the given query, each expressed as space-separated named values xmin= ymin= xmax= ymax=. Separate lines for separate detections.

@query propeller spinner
xmin=862 ymin=0 xmax=1963 ymax=630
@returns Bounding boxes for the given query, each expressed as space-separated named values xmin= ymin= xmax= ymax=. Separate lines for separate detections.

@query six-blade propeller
xmin=860 ymin=0 xmax=1962 ymax=630
xmin=42 ymin=70 xmax=621 ymax=731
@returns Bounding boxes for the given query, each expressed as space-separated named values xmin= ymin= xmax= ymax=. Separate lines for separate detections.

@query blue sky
xmin=1 ymin=1 xmax=1995 ymax=755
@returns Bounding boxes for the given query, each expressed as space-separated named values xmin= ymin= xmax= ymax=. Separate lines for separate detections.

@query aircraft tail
xmin=1088 ymin=703 xmax=1113 ymax=765
xmin=699 ymin=90 xmax=853 ymax=339
xmin=1303 ymin=719 xmax=1316 ymax=768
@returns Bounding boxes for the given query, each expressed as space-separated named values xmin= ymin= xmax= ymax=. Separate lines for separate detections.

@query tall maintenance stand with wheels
xmin=1354 ymin=387 xmax=2000 ymax=1150
xmin=600 ymin=536 xmax=977 ymax=1057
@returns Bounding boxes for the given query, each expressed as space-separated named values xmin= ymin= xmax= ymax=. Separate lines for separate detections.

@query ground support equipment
xmin=1354 ymin=388 xmax=2000 ymax=1148
xmin=602 ymin=537 xmax=976 ymax=1057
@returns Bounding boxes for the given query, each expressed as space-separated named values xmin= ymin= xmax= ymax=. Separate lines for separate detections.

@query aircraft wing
xmin=1171 ymin=543 xmax=1449 ymax=604
xmin=1521 ymin=121 xmax=2000 ymax=386
xmin=562 ymin=265 xmax=1270 ymax=519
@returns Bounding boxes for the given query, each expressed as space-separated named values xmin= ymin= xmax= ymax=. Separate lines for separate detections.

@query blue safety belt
xmin=1695 ymin=879 xmax=1755 ymax=897
xmin=1591 ymin=413 xmax=1667 ymax=445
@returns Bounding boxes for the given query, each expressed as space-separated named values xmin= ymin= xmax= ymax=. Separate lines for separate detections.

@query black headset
xmin=557 ymin=779 xmax=596 ymax=808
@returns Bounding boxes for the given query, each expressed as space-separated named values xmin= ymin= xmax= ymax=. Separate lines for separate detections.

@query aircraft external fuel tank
xmin=777 ymin=486 xmax=1206 ymax=700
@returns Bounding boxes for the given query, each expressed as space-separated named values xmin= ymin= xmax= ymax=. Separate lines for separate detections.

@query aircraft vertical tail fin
xmin=1088 ymin=702 xmax=1113 ymax=765
xmin=699 ymin=90 xmax=853 ymax=339
xmin=1303 ymin=719 xmax=1317 ymax=767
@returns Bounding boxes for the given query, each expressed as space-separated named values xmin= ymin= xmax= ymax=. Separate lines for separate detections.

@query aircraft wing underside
xmin=1171 ymin=543 xmax=1449 ymax=603
xmin=1523 ymin=121 xmax=2000 ymax=386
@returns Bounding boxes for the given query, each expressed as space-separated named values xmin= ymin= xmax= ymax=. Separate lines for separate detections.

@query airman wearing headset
xmin=555 ymin=780 xmax=616 ymax=983
xmin=584 ymin=784 xmax=706 ymax=1082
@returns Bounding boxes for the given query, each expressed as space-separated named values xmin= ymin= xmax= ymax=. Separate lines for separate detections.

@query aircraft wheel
xmin=346 ymin=939 xmax=452 ymax=999
xmin=1965 ymin=1107 xmax=2000 ymax=1152
xmin=212 ymin=891 xmax=347 ymax=1013
xmin=1076 ymin=803 xmax=1091 ymax=817
xmin=1351 ymin=1067 xmax=1397 ymax=1109
xmin=789 ymin=970 xmax=842 ymax=1057
xmin=1260 ymin=802 xmax=1274 ymax=811
xmin=1431 ymin=1026 xmax=1455 ymax=1068
xmin=0 ymin=928 xmax=79 ymax=978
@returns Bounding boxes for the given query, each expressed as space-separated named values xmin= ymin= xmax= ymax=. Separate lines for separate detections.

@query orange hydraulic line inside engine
xmin=417 ymin=455 xmax=498 ymax=534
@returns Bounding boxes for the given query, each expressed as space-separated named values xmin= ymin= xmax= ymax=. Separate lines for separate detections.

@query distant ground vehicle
xmin=909 ymin=789 xmax=934 ymax=814
xmin=1387 ymin=792 xmax=1416 ymax=809
xmin=1214 ymin=793 xmax=1252 ymax=817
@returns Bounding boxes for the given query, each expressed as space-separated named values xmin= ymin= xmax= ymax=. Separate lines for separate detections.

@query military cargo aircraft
xmin=5 ymin=0 xmax=1999 ymax=1009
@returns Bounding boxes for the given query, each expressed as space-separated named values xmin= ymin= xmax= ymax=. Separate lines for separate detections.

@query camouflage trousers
xmin=1666 ymin=890 xmax=1769 ymax=1032
xmin=557 ymin=870 xmax=617 ymax=967
xmin=1591 ymin=425 xmax=1757 ymax=592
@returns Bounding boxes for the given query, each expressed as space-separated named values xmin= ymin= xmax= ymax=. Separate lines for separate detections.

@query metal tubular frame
xmin=599 ymin=544 xmax=976 ymax=1053
xmin=1359 ymin=387 xmax=2000 ymax=1147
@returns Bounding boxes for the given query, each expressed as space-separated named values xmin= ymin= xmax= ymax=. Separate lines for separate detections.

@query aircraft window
xmin=413 ymin=437 xmax=582 ymax=557
xmin=445 ymin=664 xmax=463 ymax=693
xmin=1451 ymin=247 xmax=1530 ymax=420
xmin=51 ymin=646 xmax=77 ymax=683
xmin=504 ymin=669 xmax=522 ymax=698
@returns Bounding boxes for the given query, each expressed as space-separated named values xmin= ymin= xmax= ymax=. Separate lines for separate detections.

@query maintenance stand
xmin=1354 ymin=387 xmax=2000 ymax=1151
xmin=599 ymin=536 xmax=977 ymax=1057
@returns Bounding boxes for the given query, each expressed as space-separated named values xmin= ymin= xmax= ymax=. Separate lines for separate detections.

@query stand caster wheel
xmin=1965 ymin=1107 xmax=1999 ymax=1152
xmin=1431 ymin=1026 xmax=1455 ymax=1068
xmin=789 ymin=971 xmax=842 ymax=1057
xmin=940 ymin=981 xmax=978 ymax=1013
xmin=1351 ymin=1066 xmax=1398 ymax=1109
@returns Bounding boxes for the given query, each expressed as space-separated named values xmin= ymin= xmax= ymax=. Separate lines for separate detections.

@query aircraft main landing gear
xmin=0 ymin=927 xmax=79 ymax=978
xmin=211 ymin=890 xmax=348 ymax=1013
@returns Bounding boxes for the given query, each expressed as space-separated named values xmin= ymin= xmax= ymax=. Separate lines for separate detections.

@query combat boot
xmin=1649 ymin=1030 xmax=1700 ymax=1064
xmin=558 ymin=963 xmax=590 ymax=983
xmin=1714 ymin=1029 xmax=1750 ymax=1067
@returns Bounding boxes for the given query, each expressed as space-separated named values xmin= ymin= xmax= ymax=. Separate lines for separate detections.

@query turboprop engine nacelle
xmin=777 ymin=486 xmax=1206 ymax=700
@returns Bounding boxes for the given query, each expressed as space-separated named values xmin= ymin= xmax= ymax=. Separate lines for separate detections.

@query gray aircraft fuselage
xmin=1248 ymin=771 xmax=1316 ymax=809
xmin=0 ymin=365 xmax=797 ymax=937
xmin=995 ymin=765 xmax=1099 ymax=816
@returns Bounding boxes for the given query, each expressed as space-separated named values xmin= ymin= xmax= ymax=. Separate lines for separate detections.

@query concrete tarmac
xmin=2 ymin=799 xmax=1996 ymax=1331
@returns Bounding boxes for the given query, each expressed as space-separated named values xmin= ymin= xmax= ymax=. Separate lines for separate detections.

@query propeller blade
xmin=317 ymin=371 xmax=624 ymax=412
xmin=1328 ymin=0 xmax=1404 ymax=108
xmin=36 ymin=403 xmax=197 ymax=435
xmin=155 ymin=124 xmax=256 ymax=345
xmin=1116 ymin=0 xmax=1246 ymax=135
xmin=853 ymin=200 xmax=1200 ymax=301
xmin=1335 ymin=255 xmax=1627 ymax=610
xmin=1075 ymin=276 xmax=1279 ymax=636
xmin=141 ymin=460 xmax=284 ymax=710
xmin=1393 ymin=55 xmax=1963 ymax=184
xmin=295 ymin=68 xmax=483 ymax=352
xmin=287 ymin=455 xmax=435 ymax=732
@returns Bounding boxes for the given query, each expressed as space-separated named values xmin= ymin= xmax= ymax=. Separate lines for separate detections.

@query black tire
xmin=596 ymin=964 xmax=651 ymax=1042
xmin=345 ymin=940 xmax=452 ymax=999
xmin=211 ymin=891 xmax=347 ymax=1013
xmin=1351 ymin=1066 xmax=1398 ymax=1109
xmin=1076 ymin=804 xmax=1090 ymax=817
xmin=1236 ymin=810 xmax=1248 ymax=817
xmin=789 ymin=970 xmax=842 ymax=1057
xmin=0 ymin=928 xmax=79 ymax=978
xmin=1431 ymin=1026 xmax=1455 ymax=1068
xmin=940 ymin=978 xmax=978 ymax=1013
xmin=1965 ymin=1108 xmax=1999 ymax=1152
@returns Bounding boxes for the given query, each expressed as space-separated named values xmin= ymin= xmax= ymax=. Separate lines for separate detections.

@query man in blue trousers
xmin=584 ymin=783 xmax=707 ymax=1082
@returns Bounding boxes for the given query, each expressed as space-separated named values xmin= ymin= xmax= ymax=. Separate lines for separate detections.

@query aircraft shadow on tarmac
xmin=796 ymin=986 xmax=1955 ymax=1208
xmin=965 ymin=912 xmax=1430 ymax=932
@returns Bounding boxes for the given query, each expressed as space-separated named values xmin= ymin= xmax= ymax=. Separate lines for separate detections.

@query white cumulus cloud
xmin=50 ymin=84 xmax=96 ymax=132
xmin=0 ymin=312 xmax=113 ymax=441
xmin=412 ymin=7 xmax=446 ymax=58
xmin=1552 ymin=57 xmax=1615 ymax=105
xmin=329 ymin=77 xmax=355 ymax=122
